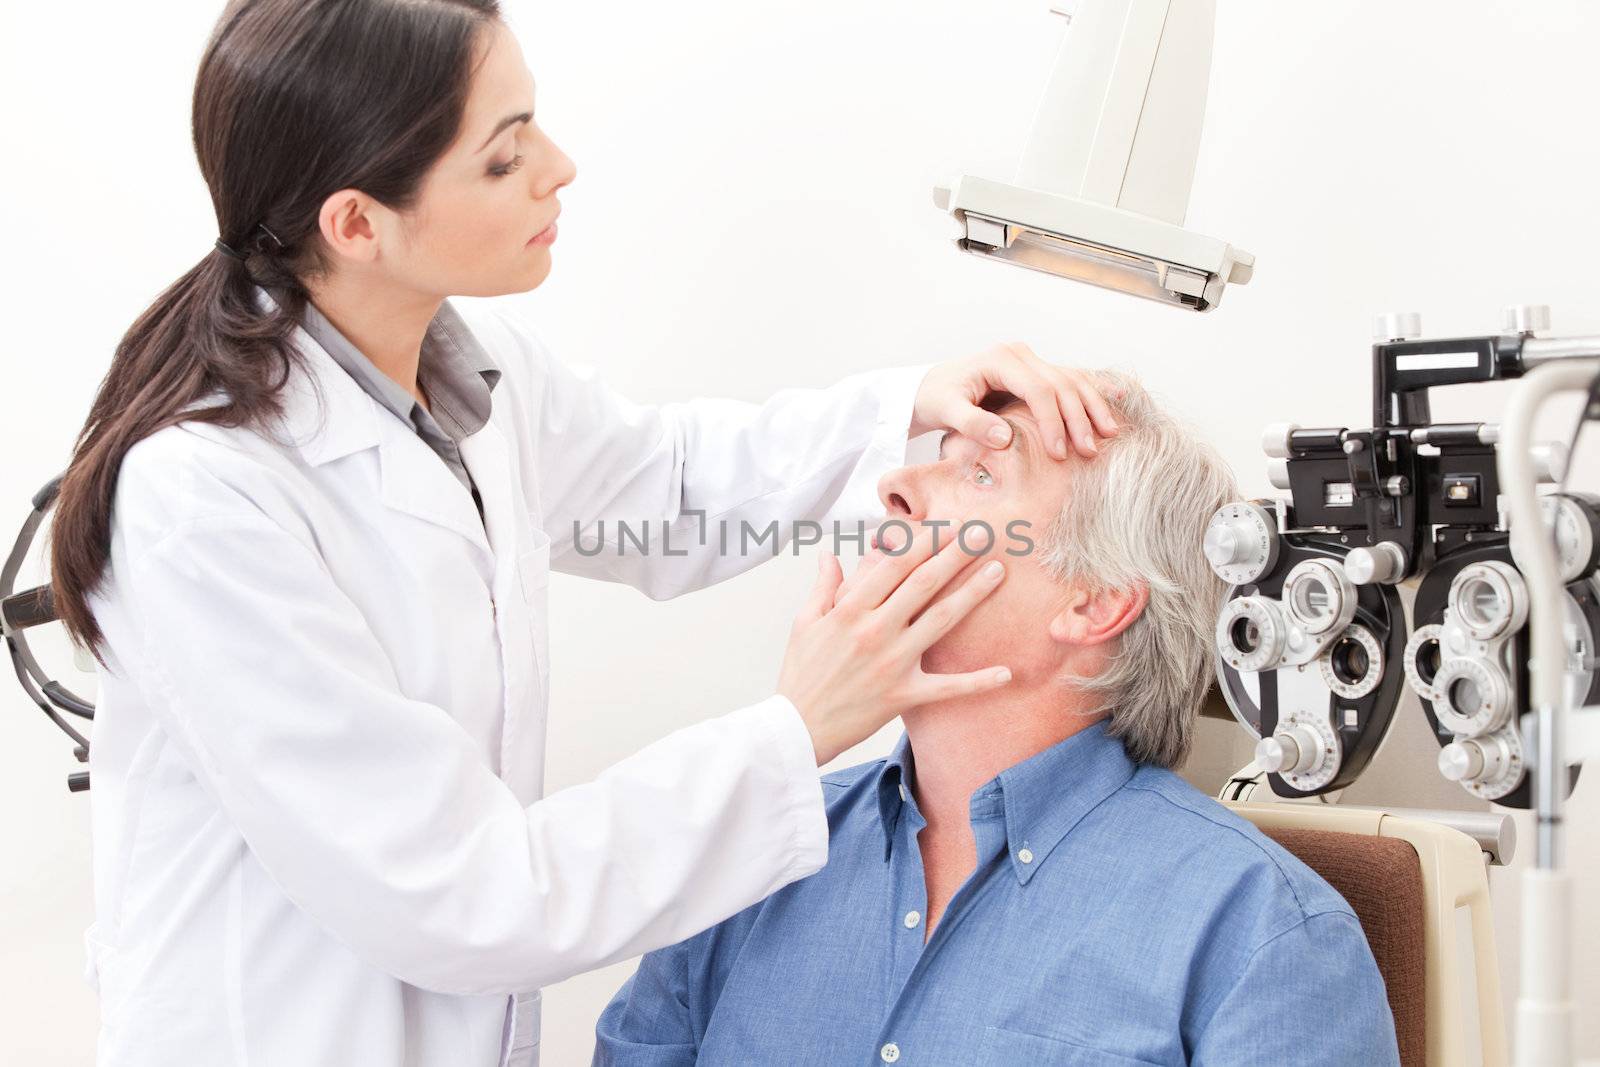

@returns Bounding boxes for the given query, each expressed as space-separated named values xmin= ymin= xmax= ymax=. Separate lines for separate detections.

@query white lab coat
xmin=82 ymin=289 xmax=924 ymax=1067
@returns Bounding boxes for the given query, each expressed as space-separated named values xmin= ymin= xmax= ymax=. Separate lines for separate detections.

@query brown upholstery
xmin=1262 ymin=827 xmax=1428 ymax=1067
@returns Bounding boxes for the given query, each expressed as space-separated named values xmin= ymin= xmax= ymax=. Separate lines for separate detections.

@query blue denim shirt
xmin=595 ymin=719 xmax=1399 ymax=1066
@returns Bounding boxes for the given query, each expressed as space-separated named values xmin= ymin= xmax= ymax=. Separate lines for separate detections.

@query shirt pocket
xmin=976 ymin=1026 xmax=1165 ymax=1067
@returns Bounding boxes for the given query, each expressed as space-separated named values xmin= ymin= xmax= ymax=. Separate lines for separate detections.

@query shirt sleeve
xmin=1191 ymin=910 xmax=1401 ymax=1066
xmin=591 ymin=942 xmax=702 ymax=1067
xmin=119 ymin=501 xmax=828 ymax=998
xmin=491 ymin=308 xmax=928 ymax=599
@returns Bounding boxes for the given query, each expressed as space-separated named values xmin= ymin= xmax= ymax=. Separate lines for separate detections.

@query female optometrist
xmin=50 ymin=3 xmax=1116 ymax=1065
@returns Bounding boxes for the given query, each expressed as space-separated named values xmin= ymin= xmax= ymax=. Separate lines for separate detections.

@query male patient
xmin=594 ymin=374 xmax=1400 ymax=1066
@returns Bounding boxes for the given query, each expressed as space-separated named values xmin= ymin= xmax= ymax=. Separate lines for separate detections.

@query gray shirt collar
xmin=300 ymin=298 xmax=501 ymax=444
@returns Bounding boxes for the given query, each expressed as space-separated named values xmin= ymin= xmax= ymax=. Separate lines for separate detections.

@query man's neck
xmin=903 ymin=685 xmax=1105 ymax=836
xmin=904 ymin=684 xmax=1106 ymax=940
xmin=305 ymin=274 xmax=443 ymax=405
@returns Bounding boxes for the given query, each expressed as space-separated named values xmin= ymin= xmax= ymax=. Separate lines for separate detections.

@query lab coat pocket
xmin=976 ymin=1026 xmax=1163 ymax=1067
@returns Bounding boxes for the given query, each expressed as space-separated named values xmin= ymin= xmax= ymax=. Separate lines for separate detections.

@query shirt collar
xmin=874 ymin=717 xmax=1137 ymax=884
xmin=299 ymin=297 xmax=501 ymax=442
xmin=875 ymin=731 xmax=917 ymax=860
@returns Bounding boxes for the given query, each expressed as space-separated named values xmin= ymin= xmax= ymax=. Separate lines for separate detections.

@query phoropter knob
xmin=1345 ymin=542 xmax=1408 ymax=585
xmin=1438 ymin=737 xmax=1510 ymax=786
xmin=1373 ymin=312 xmax=1422 ymax=342
xmin=1502 ymin=304 xmax=1551 ymax=335
xmin=1255 ymin=726 xmax=1320 ymax=776
xmin=1203 ymin=502 xmax=1279 ymax=585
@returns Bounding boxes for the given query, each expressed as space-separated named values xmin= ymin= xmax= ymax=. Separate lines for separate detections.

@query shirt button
xmin=903 ymin=910 xmax=921 ymax=929
xmin=1018 ymin=848 xmax=1035 ymax=864
xmin=880 ymin=1043 xmax=901 ymax=1063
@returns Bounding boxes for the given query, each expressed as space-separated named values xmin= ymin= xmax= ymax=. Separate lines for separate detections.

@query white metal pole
xmin=1500 ymin=357 xmax=1599 ymax=1067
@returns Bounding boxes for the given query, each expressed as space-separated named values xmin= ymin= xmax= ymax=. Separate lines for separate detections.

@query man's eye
xmin=974 ymin=465 xmax=994 ymax=486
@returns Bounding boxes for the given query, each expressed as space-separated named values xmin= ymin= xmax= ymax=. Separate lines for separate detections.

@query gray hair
xmin=1035 ymin=371 xmax=1239 ymax=768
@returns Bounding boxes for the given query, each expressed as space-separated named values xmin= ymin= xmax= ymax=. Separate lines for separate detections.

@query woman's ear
xmin=1048 ymin=582 xmax=1149 ymax=648
xmin=318 ymin=189 xmax=384 ymax=264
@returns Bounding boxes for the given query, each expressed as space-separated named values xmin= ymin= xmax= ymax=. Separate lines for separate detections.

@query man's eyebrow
xmin=476 ymin=110 xmax=533 ymax=153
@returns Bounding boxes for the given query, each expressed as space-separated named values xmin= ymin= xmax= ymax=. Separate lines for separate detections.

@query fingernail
xmin=1086 ymin=439 xmax=1098 ymax=455
xmin=988 ymin=425 xmax=1011 ymax=447
xmin=995 ymin=667 xmax=1012 ymax=684
xmin=1054 ymin=439 xmax=1069 ymax=458
xmin=983 ymin=560 xmax=1004 ymax=580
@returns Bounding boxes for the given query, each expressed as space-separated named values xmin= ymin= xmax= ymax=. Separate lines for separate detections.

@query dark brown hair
xmin=51 ymin=0 xmax=501 ymax=657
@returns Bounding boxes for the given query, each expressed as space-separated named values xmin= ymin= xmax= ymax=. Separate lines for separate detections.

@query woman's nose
xmin=877 ymin=467 xmax=925 ymax=520
xmin=533 ymin=132 xmax=577 ymax=199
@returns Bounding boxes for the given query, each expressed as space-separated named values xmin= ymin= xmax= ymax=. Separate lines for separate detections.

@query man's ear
xmin=1047 ymin=582 xmax=1149 ymax=647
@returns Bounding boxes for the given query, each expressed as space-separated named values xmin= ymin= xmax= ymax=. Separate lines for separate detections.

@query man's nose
xmin=877 ymin=466 xmax=926 ymax=520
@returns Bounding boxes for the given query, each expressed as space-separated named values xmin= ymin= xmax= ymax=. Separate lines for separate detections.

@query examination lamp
xmin=934 ymin=0 xmax=1253 ymax=311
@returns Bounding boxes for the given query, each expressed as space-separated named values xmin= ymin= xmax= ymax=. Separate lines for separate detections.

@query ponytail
xmin=50 ymin=249 xmax=309 ymax=658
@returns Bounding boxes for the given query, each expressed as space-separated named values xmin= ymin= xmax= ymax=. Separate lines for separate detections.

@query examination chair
xmin=1223 ymin=802 xmax=1508 ymax=1067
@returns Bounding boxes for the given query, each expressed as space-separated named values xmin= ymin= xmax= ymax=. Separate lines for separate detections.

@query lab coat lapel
xmin=373 ymin=419 xmax=494 ymax=560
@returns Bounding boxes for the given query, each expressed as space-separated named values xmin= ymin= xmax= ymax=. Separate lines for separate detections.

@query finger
xmin=1020 ymin=380 xmax=1074 ymax=461
xmin=899 ymin=556 xmax=1006 ymax=649
xmin=878 ymin=535 xmax=993 ymax=628
xmin=1012 ymin=344 xmax=1117 ymax=455
xmin=834 ymin=523 xmax=949 ymax=613
xmin=834 ymin=544 xmax=886 ymax=604
xmin=950 ymin=404 xmax=1015 ymax=451
xmin=1070 ymin=371 xmax=1120 ymax=437
xmin=795 ymin=551 xmax=844 ymax=625
xmin=906 ymin=664 xmax=1014 ymax=704
xmin=999 ymin=347 xmax=1071 ymax=460
xmin=1056 ymin=382 xmax=1099 ymax=458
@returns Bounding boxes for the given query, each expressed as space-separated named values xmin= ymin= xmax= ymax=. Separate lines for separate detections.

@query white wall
xmin=2 ymin=1 xmax=1597 ymax=1063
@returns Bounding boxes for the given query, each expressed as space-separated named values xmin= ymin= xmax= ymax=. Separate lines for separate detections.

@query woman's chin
xmin=521 ymin=249 xmax=554 ymax=286
xmin=467 ymin=255 xmax=553 ymax=297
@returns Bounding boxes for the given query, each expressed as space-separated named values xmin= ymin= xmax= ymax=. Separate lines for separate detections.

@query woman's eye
xmin=489 ymin=153 xmax=525 ymax=177
xmin=973 ymin=465 xmax=994 ymax=486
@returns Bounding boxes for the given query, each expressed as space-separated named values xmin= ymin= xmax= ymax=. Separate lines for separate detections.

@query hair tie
xmin=213 ymin=222 xmax=285 ymax=261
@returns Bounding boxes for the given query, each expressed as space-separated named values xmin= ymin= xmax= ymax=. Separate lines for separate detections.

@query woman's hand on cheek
xmin=778 ymin=524 xmax=1011 ymax=765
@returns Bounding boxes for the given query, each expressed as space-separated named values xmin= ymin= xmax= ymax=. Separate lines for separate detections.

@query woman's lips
xmin=527 ymin=219 xmax=559 ymax=246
